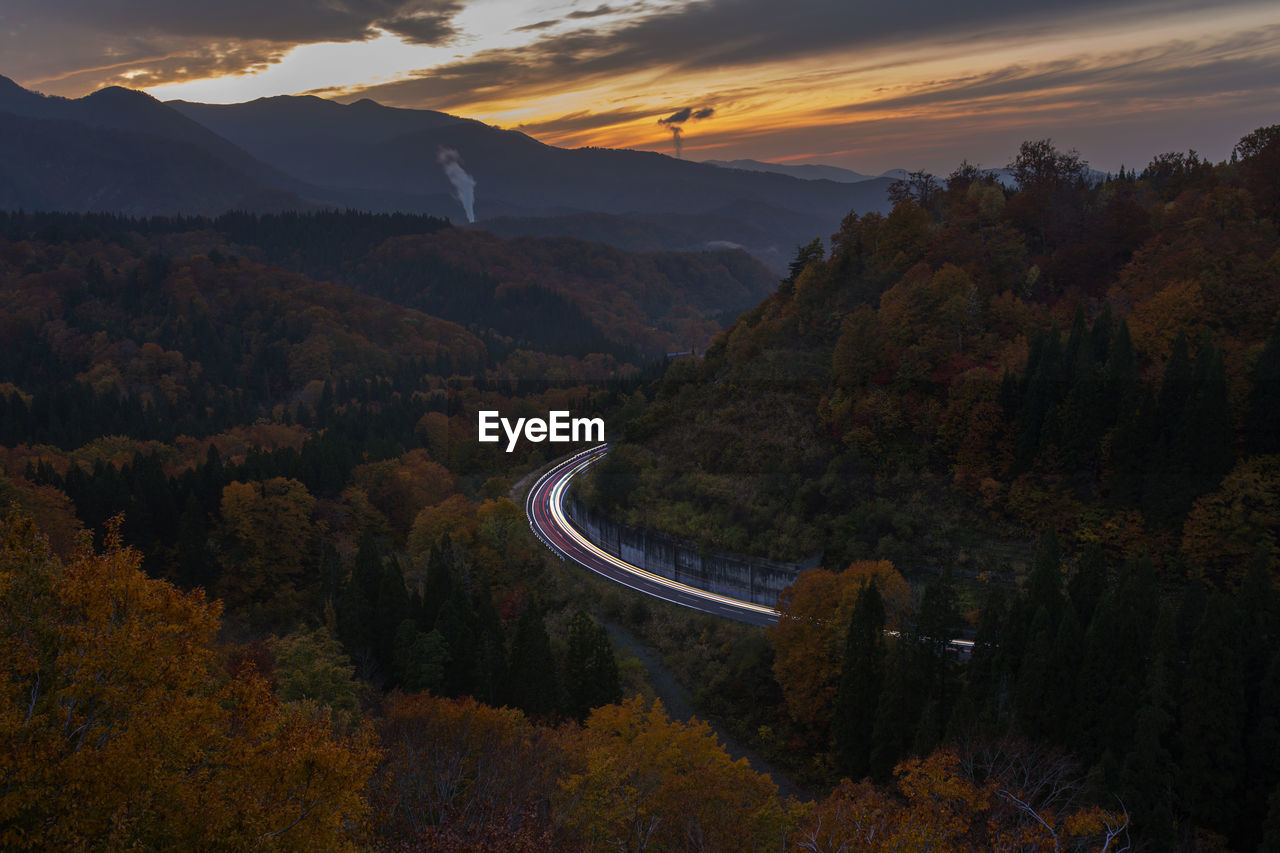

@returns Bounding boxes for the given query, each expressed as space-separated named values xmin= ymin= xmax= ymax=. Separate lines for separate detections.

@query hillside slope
xmin=586 ymin=132 xmax=1280 ymax=579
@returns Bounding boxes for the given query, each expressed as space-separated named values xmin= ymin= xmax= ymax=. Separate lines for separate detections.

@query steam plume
xmin=669 ymin=125 xmax=684 ymax=159
xmin=436 ymin=146 xmax=476 ymax=223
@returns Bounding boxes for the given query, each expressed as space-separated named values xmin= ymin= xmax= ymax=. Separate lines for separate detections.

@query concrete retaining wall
xmin=567 ymin=498 xmax=819 ymax=608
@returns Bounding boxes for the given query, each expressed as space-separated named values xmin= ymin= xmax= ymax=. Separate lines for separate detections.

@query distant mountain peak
xmin=0 ymin=75 xmax=892 ymax=270
xmin=704 ymin=158 xmax=878 ymax=184
xmin=84 ymin=85 xmax=160 ymax=105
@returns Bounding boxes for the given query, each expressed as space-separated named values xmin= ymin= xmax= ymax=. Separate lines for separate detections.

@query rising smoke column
xmin=657 ymin=106 xmax=715 ymax=159
xmin=436 ymin=147 xmax=476 ymax=223
xmin=668 ymin=125 xmax=684 ymax=159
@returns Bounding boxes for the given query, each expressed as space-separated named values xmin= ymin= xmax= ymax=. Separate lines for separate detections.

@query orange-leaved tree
xmin=792 ymin=749 xmax=1129 ymax=852
xmin=0 ymin=510 xmax=378 ymax=851
xmin=371 ymin=692 xmax=566 ymax=847
xmin=770 ymin=561 xmax=911 ymax=733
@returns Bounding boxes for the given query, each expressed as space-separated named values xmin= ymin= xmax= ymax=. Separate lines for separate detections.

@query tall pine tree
xmin=833 ymin=580 xmax=885 ymax=781
xmin=564 ymin=610 xmax=622 ymax=721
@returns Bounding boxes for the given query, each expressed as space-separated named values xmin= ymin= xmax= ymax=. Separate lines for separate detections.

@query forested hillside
xmin=587 ymin=130 xmax=1280 ymax=574
xmin=0 ymin=75 xmax=894 ymax=270
xmin=1 ymin=209 xmax=772 ymax=360
xmin=2 ymin=127 xmax=1279 ymax=851
xmin=0 ymin=207 xmax=662 ymax=847
xmin=573 ymin=126 xmax=1280 ymax=850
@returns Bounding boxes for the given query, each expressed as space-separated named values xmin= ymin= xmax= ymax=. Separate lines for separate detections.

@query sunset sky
xmin=3 ymin=0 xmax=1278 ymax=174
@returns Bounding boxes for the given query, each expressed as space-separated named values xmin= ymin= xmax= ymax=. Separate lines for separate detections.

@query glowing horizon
xmin=6 ymin=0 xmax=1278 ymax=174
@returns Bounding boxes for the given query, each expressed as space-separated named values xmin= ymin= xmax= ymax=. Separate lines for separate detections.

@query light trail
xmin=525 ymin=444 xmax=781 ymax=626
xmin=526 ymin=445 xmax=981 ymax=653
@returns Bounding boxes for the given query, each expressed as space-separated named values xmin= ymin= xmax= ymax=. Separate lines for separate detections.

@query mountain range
xmin=702 ymin=159 xmax=883 ymax=183
xmin=0 ymin=76 xmax=893 ymax=271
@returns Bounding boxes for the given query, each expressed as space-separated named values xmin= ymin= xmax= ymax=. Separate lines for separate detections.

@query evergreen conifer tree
xmin=1247 ymin=315 xmax=1280 ymax=455
xmin=435 ymin=588 xmax=477 ymax=697
xmin=960 ymin=584 xmax=1005 ymax=730
xmin=833 ymin=580 xmax=885 ymax=781
xmin=869 ymin=641 xmax=923 ymax=783
xmin=1067 ymin=542 xmax=1107 ymax=627
xmin=564 ymin=610 xmax=622 ymax=721
xmin=508 ymin=605 xmax=559 ymax=717
xmin=1178 ymin=595 xmax=1246 ymax=836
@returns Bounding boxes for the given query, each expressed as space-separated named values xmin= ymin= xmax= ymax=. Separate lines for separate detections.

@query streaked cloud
xmin=2 ymin=0 xmax=1277 ymax=172
xmin=567 ymin=5 xmax=622 ymax=19
xmin=515 ymin=107 xmax=659 ymax=137
xmin=513 ymin=20 xmax=562 ymax=33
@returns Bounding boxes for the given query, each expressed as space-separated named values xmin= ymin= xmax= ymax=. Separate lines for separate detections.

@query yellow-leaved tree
xmin=556 ymin=696 xmax=789 ymax=852
xmin=1181 ymin=455 xmax=1280 ymax=588
xmin=0 ymin=509 xmax=378 ymax=851
xmin=218 ymin=476 xmax=319 ymax=622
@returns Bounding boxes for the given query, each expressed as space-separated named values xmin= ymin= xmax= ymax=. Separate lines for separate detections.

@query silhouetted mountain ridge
xmin=0 ymin=110 xmax=313 ymax=216
xmin=703 ymin=159 xmax=879 ymax=183
xmin=0 ymin=76 xmax=308 ymax=194
xmin=0 ymin=75 xmax=893 ymax=267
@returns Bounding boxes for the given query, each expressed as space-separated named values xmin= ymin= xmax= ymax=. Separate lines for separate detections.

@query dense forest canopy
xmin=583 ymin=130 xmax=1280 ymax=581
xmin=1 ymin=126 xmax=1278 ymax=851
xmin=568 ymin=126 xmax=1280 ymax=850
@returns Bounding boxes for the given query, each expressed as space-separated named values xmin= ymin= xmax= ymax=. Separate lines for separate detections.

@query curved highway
xmin=526 ymin=444 xmax=781 ymax=627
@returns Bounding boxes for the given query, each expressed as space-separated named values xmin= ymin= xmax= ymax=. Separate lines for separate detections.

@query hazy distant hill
xmin=475 ymin=200 xmax=839 ymax=273
xmin=171 ymin=95 xmax=892 ymax=218
xmin=703 ymin=159 xmax=879 ymax=183
xmin=168 ymin=96 xmax=476 ymax=197
xmin=169 ymin=94 xmax=893 ymax=269
xmin=0 ymin=75 xmax=892 ymax=269
xmin=702 ymin=157 xmax=1115 ymax=190
xmin=0 ymin=110 xmax=311 ymax=216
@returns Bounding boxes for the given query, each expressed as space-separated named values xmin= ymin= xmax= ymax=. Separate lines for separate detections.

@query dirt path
xmin=603 ymin=621 xmax=811 ymax=802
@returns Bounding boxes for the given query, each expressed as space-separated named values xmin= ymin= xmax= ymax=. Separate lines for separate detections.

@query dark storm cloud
xmin=659 ymin=107 xmax=694 ymax=125
xmin=336 ymin=0 xmax=1273 ymax=111
xmin=657 ymin=106 xmax=715 ymax=125
xmin=3 ymin=0 xmax=463 ymax=91
xmin=379 ymin=3 xmax=467 ymax=45
xmin=4 ymin=0 xmax=464 ymax=44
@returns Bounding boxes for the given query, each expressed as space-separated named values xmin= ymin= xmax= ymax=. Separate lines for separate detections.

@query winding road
xmin=525 ymin=444 xmax=781 ymax=627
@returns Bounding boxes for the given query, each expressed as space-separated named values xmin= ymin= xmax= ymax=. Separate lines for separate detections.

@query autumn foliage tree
xmin=0 ymin=510 xmax=378 ymax=851
xmin=792 ymin=749 xmax=1129 ymax=852
xmin=371 ymin=692 xmax=567 ymax=849
xmin=218 ymin=477 xmax=320 ymax=622
xmin=556 ymin=696 xmax=788 ymax=853
xmin=771 ymin=561 xmax=910 ymax=735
